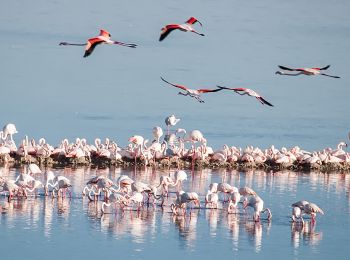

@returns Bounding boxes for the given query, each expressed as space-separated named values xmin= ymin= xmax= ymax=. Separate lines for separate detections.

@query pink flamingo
xmin=275 ymin=65 xmax=340 ymax=78
xmin=159 ymin=17 xmax=205 ymax=41
xmin=59 ymin=29 xmax=137 ymax=57
xmin=161 ymin=77 xmax=222 ymax=103
xmin=218 ymin=86 xmax=273 ymax=106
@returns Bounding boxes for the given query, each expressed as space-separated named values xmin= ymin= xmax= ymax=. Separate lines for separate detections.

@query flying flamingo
xmin=161 ymin=77 xmax=222 ymax=103
xmin=275 ymin=65 xmax=340 ymax=78
xmin=218 ymin=86 xmax=274 ymax=106
xmin=59 ymin=29 xmax=137 ymax=57
xmin=159 ymin=17 xmax=205 ymax=41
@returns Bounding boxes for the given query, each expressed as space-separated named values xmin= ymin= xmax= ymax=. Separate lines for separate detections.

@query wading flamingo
xmin=172 ymin=170 xmax=187 ymax=191
xmin=218 ymin=86 xmax=273 ymax=106
xmin=59 ymin=29 xmax=137 ymax=57
xmin=159 ymin=17 xmax=205 ymax=41
xmin=244 ymin=195 xmax=272 ymax=222
xmin=292 ymin=200 xmax=324 ymax=223
xmin=275 ymin=65 xmax=340 ymax=78
xmin=161 ymin=77 xmax=222 ymax=103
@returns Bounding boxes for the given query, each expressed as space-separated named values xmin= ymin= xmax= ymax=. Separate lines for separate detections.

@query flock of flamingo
xmin=0 ymin=119 xmax=349 ymax=170
xmin=0 ymin=16 xmax=346 ymax=230
xmin=58 ymin=17 xmax=340 ymax=105
xmin=0 ymin=164 xmax=324 ymax=225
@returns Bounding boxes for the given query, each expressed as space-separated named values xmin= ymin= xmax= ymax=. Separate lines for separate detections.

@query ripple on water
xmin=0 ymin=167 xmax=350 ymax=259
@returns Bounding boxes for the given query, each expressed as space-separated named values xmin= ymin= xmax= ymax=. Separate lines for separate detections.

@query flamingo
xmin=165 ymin=115 xmax=180 ymax=135
xmin=172 ymin=191 xmax=200 ymax=215
xmin=50 ymin=176 xmax=72 ymax=198
xmin=128 ymin=192 xmax=144 ymax=211
xmin=86 ymin=177 xmax=114 ymax=201
xmin=292 ymin=200 xmax=324 ymax=223
xmin=218 ymin=86 xmax=273 ymax=106
xmin=244 ymin=195 xmax=272 ymax=222
xmin=275 ymin=65 xmax=340 ymax=78
xmin=172 ymin=170 xmax=187 ymax=191
xmin=205 ymin=191 xmax=219 ymax=209
xmin=227 ymin=191 xmax=241 ymax=214
xmin=2 ymin=123 xmax=18 ymax=142
xmin=217 ymin=183 xmax=238 ymax=202
xmin=150 ymin=126 xmax=162 ymax=142
xmin=157 ymin=175 xmax=175 ymax=197
xmin=291 ymin=206 xmax=304 ymax=224
xmin=101 ymin=191 xmax=128 ymax=214
xmin=59 ymin=29 xmax=137 ymax=57
xmin=28 ymin=163 xmax=42 ymax=175
xmin=159 ymin=17 xmax=205 ymax=41
xmin=304 ymin=203 xmax=324 ymax=223
xmin=161 ymin=77 xmax=222 ymax=103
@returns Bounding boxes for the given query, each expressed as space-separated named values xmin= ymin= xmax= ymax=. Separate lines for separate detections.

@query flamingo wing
xmin=159 ymin=25 xmax=179 ymax=41
xmin=217 ymin=86 xmax=246 ymax=92
xmin=278 ymin=65 xmax=297 ymax=71
xmin=308 ymin=203 xmax=324 ymax=215
xmin=312 ymin=65 xmax=330 ymax=70
xmin=161 ymin=77 xmax=187 ymax=90
xmin=197 ymin=88 xmax=223 ymax=93
xmin=186 ymin=17 xmax=202 ymax=26
xmin=99 ymin=29 xmax=111 ymax=38
xmin=84 ymin=38 xmax=104 ymax=57
xmin=257 ymin=97 xmax=274 ymax=107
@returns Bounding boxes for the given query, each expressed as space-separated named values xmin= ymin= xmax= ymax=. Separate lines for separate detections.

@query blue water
xmin=1 ymin=167 xmax=350 ymax=260
xmin=0 ymin=0 xmax=349 ymax=152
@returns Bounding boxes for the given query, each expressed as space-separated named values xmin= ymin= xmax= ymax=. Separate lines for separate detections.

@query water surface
xmin=1 ymin=167 xmax=350 ymax=259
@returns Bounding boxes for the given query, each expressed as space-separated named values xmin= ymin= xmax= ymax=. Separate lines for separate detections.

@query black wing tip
xmin=321 ymin=65 xmax=331 ymax=70
xmin=278 ymin=65 xmax=291 ymax=70
xmin=216 ymin=85 xmax=229 ymax=90
xmin=261 ymin=97 xmax=274 ymax=107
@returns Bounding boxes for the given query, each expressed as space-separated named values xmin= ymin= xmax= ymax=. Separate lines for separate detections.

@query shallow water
xmin=1 ymin=166 xmax=350 ymax=260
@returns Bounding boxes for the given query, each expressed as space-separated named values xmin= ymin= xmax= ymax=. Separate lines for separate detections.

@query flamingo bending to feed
xmin=171 ymin=170 xmax=187 ymax=191
xmin=205 ymin=191 xmax=219 ymax=209
xmin=49 ymin=176 xmax=72 ymax=198
xmin=157 ymin=175 xmax=175 ymax=196
xmin=101 ymin=191 xmax=128 ymax=214
xmin=171 ymin=191 xmax=200 ymax=215
xmin=218 ymin=86 xmax=273 ymax=106
xmin=159 ymin=17 xmax=205 ymax=41
xmin=59 ymin=29 xmax=137 ymax=57
xmin=292 ymin=200 xmax=324 ymax=223
xmin=227 ymin=191 xmax=241 ymax=214
xmin=161 ymin=77 xmax=222 ymax=103
xmin=275 ymin=65 xmax=340 ymax=78
xmin=244 ymin=195 xmax=272 ymax=222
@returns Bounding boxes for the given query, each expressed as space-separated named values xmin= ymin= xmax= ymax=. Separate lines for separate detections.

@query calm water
xmin=0 ymin=0 xmax=349 ymax=151
xmin=1 ymin=166 xmax=350 ymax=260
